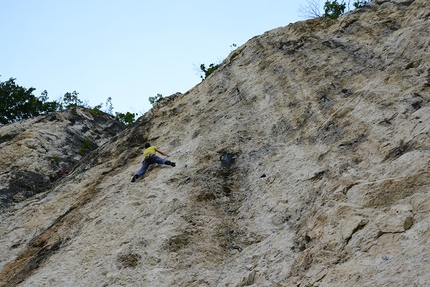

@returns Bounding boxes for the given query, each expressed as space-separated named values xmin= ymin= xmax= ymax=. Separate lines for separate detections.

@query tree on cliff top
xmin=0 ymin=77 xmax=137 ymax=126
xmin=0 ymin=77 xmax=60 ymax=125
xmin=299 ymin=0 xmax=371 ymax=19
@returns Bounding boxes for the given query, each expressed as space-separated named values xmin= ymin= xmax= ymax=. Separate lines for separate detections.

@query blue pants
xmin=135 ymin=155 xmax=166 ymax=177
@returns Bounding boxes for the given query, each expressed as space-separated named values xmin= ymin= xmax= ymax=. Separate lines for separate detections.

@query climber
xmin=131 ymin=142 xmax=176 ymax=182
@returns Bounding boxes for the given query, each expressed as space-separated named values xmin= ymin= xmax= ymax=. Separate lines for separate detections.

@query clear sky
xmin=1 ymin=0 xmax=316 ymax=115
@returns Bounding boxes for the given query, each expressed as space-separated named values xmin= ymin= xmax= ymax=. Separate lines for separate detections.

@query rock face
xmin=1 ymin=0 xmax=430 ymax=286
xmin=0 ymin=108 xmax=125 ymax=210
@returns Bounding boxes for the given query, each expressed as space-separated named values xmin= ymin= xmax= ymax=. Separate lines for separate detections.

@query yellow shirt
xmin=143 ymin=146 xmax=157 ymax=159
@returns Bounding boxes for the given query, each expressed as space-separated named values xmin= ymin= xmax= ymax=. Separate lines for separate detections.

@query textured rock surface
xmin=1 ymin=0 xmax=430 ymax=286
xmin=0 ymin=108 xmax=125 ymax=210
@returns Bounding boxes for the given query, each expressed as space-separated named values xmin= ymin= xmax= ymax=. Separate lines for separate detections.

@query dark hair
xmin=144 ymin=142 xmax=151 ymax=149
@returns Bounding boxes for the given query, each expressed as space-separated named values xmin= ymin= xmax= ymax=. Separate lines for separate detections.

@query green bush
xmin=323 ymin=0 xmax=346 ymax=19
xmin=321 ymin=0 xmax=371 ymax=19
xmin=61 ymin=91 xmax=83 ymax=109
xmin=149 ymin=94 xmax=163 ymax=107
xmin=78 ymin=138 xmax=93 ymax=156
xmin=90 ymin=104 xmax=103 ymax=116
xmin=199 ymin=63 xmax=219 ymax=80
xmin=115 ymin=111 xmax=137 ymax=126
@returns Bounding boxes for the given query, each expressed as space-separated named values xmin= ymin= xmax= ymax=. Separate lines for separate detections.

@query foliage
xmin=199 ymin=63 xmax=220 ymax=80
xmin=0 ymin=77 xmax=139 ymax=126
xmin=0 ymin=78 xmax=60 ymax=125
xmin=78 ymin=138 xmax=93 ymax=156
xmin=90 ymin=104 xmax=103 ymax=116
xmin=40 ymin=90 xmax=61 ymax=112
xmin=115 ymin=111 xmax=137 ymax=126
xmin=323 ymin=0 xmax=346 ymax=19
xmin=149 ymin=93 xmax=163 ymax=107
xmin=105 ymin=97 xmax=114 ymax=115
xmin=353 ymin=0 xmax=370 ymax=8
xmin=61 ymin=91 xmax=84 ymax=109
xmin=300 ymin=0 xmax=371 ymax=19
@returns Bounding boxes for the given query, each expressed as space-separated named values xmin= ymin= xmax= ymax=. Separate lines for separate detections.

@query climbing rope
xmin=175 ymin=150 xmax=241 ymax=286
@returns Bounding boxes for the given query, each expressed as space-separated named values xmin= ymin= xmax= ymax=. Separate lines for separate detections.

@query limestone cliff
xmin=1 ymin=0 xmax=429 ymax=286
xmin=0 ymin=108 xmax=125 ymax=211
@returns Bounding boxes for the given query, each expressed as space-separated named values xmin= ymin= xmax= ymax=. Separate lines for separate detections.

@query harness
xmin=144 ymin=154 xmax=156 ymax=164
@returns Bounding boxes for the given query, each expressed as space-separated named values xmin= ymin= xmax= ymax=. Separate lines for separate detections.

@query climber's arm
xmin=157 ymin=150 xmax=169 ymax=157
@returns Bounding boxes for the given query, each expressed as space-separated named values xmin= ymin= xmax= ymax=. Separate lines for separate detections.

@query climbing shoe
xmin=131 ymin=175 xmax=138 ymax=182
xmin=166 ymin=161 xmax=176 ymax=167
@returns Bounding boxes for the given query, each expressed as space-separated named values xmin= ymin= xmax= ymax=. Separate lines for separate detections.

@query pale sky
xmin=1 ymin=0 xmax=317 ymax=115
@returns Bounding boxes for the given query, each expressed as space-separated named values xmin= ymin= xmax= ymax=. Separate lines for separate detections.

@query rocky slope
xmin=0 ymin=108 xmax=125 ymax=211
xmin=1 ymin=0 xmax=429 ymax=286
